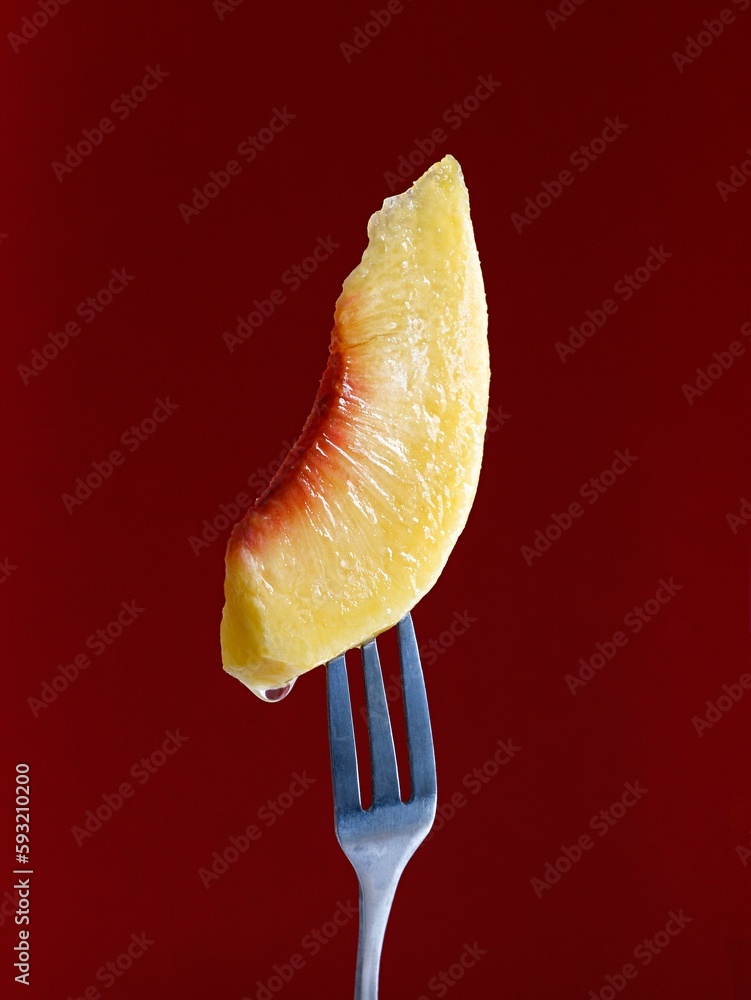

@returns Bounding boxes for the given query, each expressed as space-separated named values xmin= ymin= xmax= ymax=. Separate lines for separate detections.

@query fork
xmin=326 ymin=611 xmax=438 ymax=1000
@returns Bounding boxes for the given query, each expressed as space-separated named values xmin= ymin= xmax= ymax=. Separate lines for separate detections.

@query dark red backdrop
xmin=3 ymin=1 xmax=751 ymax=997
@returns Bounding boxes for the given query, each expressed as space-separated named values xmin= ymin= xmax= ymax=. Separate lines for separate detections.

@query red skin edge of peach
xmin=227 ymin=324 xmax=357 ymax=558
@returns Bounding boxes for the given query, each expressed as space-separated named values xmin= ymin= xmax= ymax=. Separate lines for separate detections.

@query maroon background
xmin=3 ymin=0 xmax=751 ymax=997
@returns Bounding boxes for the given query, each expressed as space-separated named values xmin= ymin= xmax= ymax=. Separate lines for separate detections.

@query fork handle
xmin=354 ymin=870 xmax=401 ymax=1000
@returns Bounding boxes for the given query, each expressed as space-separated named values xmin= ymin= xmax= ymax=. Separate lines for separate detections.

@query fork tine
xmin=361 ymin=639 xmax=400 ymax=805
xmin=397 ymin=613 xmax=437 ymax=802
xmin=326 ymin=653 xmax=361 ymax=814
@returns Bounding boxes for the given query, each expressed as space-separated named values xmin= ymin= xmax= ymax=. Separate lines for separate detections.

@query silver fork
xmin=326 ymin=611 xmax=437 ymax=1000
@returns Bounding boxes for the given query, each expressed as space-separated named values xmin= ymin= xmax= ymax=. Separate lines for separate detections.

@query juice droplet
xmin=251 ymin=678 xmax=296 ymax=703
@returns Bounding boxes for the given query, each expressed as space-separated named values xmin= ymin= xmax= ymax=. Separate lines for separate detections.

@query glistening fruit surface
xmin=221 ymin=155 xmax=489 ymax=694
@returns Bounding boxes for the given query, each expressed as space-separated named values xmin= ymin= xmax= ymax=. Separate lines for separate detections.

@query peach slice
xmin=221 ymin=155 xmax=489 ymax=697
